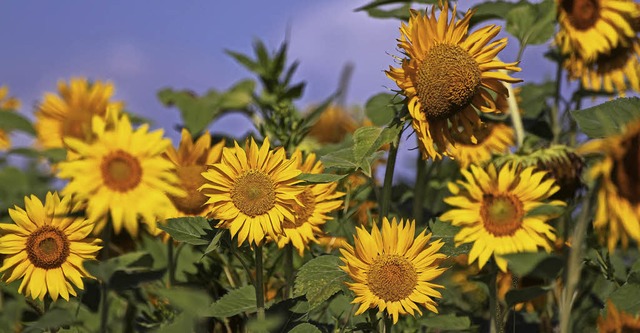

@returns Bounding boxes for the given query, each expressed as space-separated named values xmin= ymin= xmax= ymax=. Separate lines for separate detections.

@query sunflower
xmin=578 ymin=119 xmax=640 ymax=250
xmin=556 ymin=0 xmax=640 ymax=63
xmin=0 ymin=192 xmax=101 ymax=301
xmin=35 ymin=78 xmax=124 ymax=148
xmin=386 ymin=3 xmax=521 ymax=160
xmin=275 ymin=150 xmax=344 ymax=255
xmin=307 ymin=105 xmax=360 ymax=145
xmin=598 ymin=300 xmax=640 ymax=332
xmin=441 ymin=163 xmax=564 ymax=271
xmin=57 ymin=112 xmax=185 ymax=237
xmin=164 ymin=129 xmax=225 ymax=217
xmin=200 ymin=137 xmax=304 ymax=246
xmin=0 ymin=85 xmax=21 ymax=150
xmin=339 ymin=217 xmax=447 ymax=324
xmin=447 ymin=122 xmax=514 ymax=168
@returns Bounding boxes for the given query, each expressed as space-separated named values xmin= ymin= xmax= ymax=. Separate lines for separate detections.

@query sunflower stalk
xmin=383 ymin=313 xmax=393 ymax=333
xmin=551 ymin=60 xmax=563 ymax=144
xmin=284 ymin=243 xmax=294 ymax=299
xmin=380 ymin=126 xmax=402 ymax=218
xmin=100 ymin=282 xmax=110 ymax=333
xmin=488 ymin=260 xmax=504 ymax=333
xmin=413 ymin=158 xmax=427 ymax=226
xmin=255 ymin=245 xmax=265 ymax=321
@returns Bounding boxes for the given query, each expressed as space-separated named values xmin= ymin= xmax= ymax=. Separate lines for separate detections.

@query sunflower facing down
xmin=579 ymin=119 xmax=640 ymax=250
xmin=35 ymin=78 xmax=124 ymax=148
xmin=447 ymin=122 xmax=515 ymax=168
xmin=386 ymin=3 xmax=521 ymax=160
xmin=57 ymin=113 xmax=185 ymax=237
xmin=441 ymin=164 xmax=564 ymax=271
xmin=598 ymin=300 xmax=640 ymax=332
xmin=275 ymin=150 xmax=344 ymax=255
xmin=0 ymin=85 xmax=21 ymax=150
xmin=340 ymin=217 xmax=447 ymax=324
xmin=165 ymin=129 xmax=225 ymax=217
xmin=200 ymin=137 xmax=304 ymax=246
xmin=0 ymin=192 xmax=101 ymax=301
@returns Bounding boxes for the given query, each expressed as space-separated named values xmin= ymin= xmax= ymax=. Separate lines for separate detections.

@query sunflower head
xmin=598 ymin=300 xmax=640 ymax=332
xmin=307 ymin=105 xmax=360 ymax=144
xmin=447 ymin=122 xmax=515 ymax=168
xmin=386 ymin=3 xmax=521 ymax=160
xmin=57 ymin=112 xmax=185 ymax=237
xmin=165 ymin=129 xmax=225 ymax=217
xmin=276 ymin=150 xmax=344 ymax=255
xmin=339 ymin=217 xmax=447 ymax=324
xmin=0 ymin=192 xmax=101 ymax=301
xmin=200 ymin=137 xmax=304 ymax=246
xmin=579 ymin=119 xmax=640 ymax=250
xmin=35 ymin=78 xmax=124 ymax=148
xmin=441 ymin=163 xmax=564 ymax=271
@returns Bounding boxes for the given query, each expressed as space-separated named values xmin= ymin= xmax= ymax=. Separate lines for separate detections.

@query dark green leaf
xmin=363 ymin=5 xmax=411 ymax=21
xmin=23 ymin=307 xmax=79 ymax=333
xmin=608 ymin=283 xmax=640 ymax=314
xmin=225 ymin=50 xmax=260 ymax=73
xmin=365 ymin=93 xmax=400 ymax=126
xmin=502 ymin=252 xmax=563 ymax=278
xmin=419 ymin=314 xmax=471 ymax=330
xmin=218 ymin=79 xmax=255 ymax=110
xmin=157 ymin=287 xmax=213 ymax=316
xmin=0 ymin=110 xmax=35 ymax=135
xmin=505 ymin=286 xmax=550 ymax=307
xmin=429 ymin=219 xmax=471 ymax=257
xmin=157 ymin=216 xmax=212 ymax=245
xmin=110 ymin=268 xmax=166 ymax=290
xmin=297 ymin=173 xmax=346 ymax=183
xmin=525 ymin=203 xmax=565 ymax=218
xmin=202 ymin=230 xmax=224 ymax=259
xmin=571 ymin=97 xmax=640 ymax=138
xmin=518 ymin=82 xmax=555 ymax=117
xmin=85 ymin=251 xmax=152 ymax=282
xmin=289 ymin=323 xmax=322 ymax=333
xmin=506 ymin=0 xmax=556 ymax=46
xmin=469 ymin=1 xmax=519 ymax=28
xmin=294 ymin=255 xmax=348 ymax=309
xmin=206 ymin=285 xmax=257 ymax=318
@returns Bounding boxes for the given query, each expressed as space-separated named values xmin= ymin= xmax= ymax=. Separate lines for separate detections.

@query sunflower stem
xmin=100 ymin=282 xmax=110 ymax=333
xmin=489 ymin=260 xmax=503 ymax=333
xmin=504 ymin=80 xmax=524 ymax=148
xmin=380 ymin=129 xmax=401 ymax=218
xmin=551 ymin=60 xmax=563 ymax=144
xmin=255 ymin=245 xmax=265 ymax=321
xmin=560 ymin=193 xmax=591 ymax=333
xmin=413 ymin=158 xmax=427 ymax=225
xmin=383 ymin=313 xmax=393 ymax=333
xmin=368 ymin=309 xmax=380 ymax=332
xmin=167 ymin=240 xmax=175 ymax=288
xmin=284 ymin=243 xmax=294 ymax=299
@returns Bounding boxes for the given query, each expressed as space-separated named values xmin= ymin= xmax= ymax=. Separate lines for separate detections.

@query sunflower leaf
xmin=0 ymin=109 xmax=35 ymax=135
xmin=429 ymin=218 xmax=471 ymax=257
xmin=206 ymin=285 xmax=257 ymax=318
xmin=505 ymin=286 xmax=551 ymax=307
xmin=289 ymin=323 xmax=322 ymax=333
xmin=502 ymin=252 xmax=563 ymax=278
xmin=158 ymin=216 xmax=212 ymax=245
xmin=365 ymin=93 xmax=401 ymax=126
xmin=297 ymin=173 xmax=347 ymax=183
xmin=294 ymin=255 xmax=348 ymax=309
xmin=608 ymin=283 xmax=640 ymax=314
xmin=506 ymin=0 xmax=556 ymax=46
xmin=570 ymin=97 xmax=640 ymax=138
xmin=419 ymin=314 xmax=471 ymax=330
xmin=469 ymin=1 xmax=519 ymax=28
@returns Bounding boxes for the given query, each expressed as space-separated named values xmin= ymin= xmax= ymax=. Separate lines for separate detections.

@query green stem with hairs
xmin=255 ymin=245 xmax=265 ymax=321
xmin=284 ymin=243 xmax=294 ymax=299
xmin=380 ymin=127 xmax=402 ymax=218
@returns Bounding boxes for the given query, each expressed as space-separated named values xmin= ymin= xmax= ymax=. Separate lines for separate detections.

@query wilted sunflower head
xmin=386 ymin=3 xmax=521 ymax=160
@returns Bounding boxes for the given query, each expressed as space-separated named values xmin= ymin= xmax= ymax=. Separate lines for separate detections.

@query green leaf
xmin=297 ymin=173 xmax=346 ymax=183
xmin=207 ymin=285 xmax=257 ymax=318
xmin=202 ymin=230 xmax=224 ymax=259
xmin=571 ymin=97 xmax=640 ymax=138
xmin=505 ymin=286 xmax=550 ymax=307
xmin=23 ymin=307 xmax=79 ymax=333
xmin=110 ymin=267 xmax=166 ymax=290
xmin=429 ymin=219 xmax=471 ymax=257
xmin=608 ymin=283 xmax=640 ymax=314
xmin=419 ymin=314 xmax=471 ymax=330
xmin=518 ymin=82 xmax=556 ymax=117
xmin=525 ymin=203 xmax=565 ymax=218
xmin=218 ymin=79 xmax=255 ymax=110
xmin=365 ymin=93 xmax=400 ymax=126
xmin=289 ymin=323 xmax=322 ymax=333
xmin=294 ymin=255 xmax=348 ymax=309
xmin=361 ymin=5 xmax=411 ymax=21
xmin=502 ymin=252 xmax=563 ymax=278
xmin=156 ymin=287 xmax=213 ymax=316
xmin=506 ymin=0 xmax=556 ymax=46
xmin=85 ymin=251 xmax=152 ymax=283
xmin=157 ymin=216 xmax=212 ymax=245
xmin=469 ymin=1 xmax=519 ymax=28
xmin=321 ymin=148 xmax=359 ymax=170
xmin=0 ymin=110 xmax=35 ymax=135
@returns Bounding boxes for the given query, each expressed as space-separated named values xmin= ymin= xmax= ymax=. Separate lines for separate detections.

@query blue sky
xmin=1 ymin=0 xmax=558 ymax=178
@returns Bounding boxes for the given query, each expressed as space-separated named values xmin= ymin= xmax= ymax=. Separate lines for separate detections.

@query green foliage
xmin=608 ymin=283 xmax=640 ymax=314
xmin=502 ymin=252 xmax=563 ymax=279
xmin=356 ymin=0 xmax=439 ymax=21
xmin=207 ymin=285 xmax=257 ymax=318
xmin=571 ymin=97 xmax=640 ymax=138
xmin=294 ymin=255 xmax=348 ymax=309
xmin=0 ymin=109 xmax=35 ymax=135
xmin=23 ymin=307 xmax=79 ymax=333
xmin=365 ymin=92 xmax=401 ymax=126
xmin=506 ymin=0 xmax=556 ymax=46
xmin=429 ymin=218 xmax=471 ymax=257
xmin=419 ymin=314 xmax=472 ymax=330
xmin=518 ymin=82 xmax=555 ymax=118
xmin=157 ymin=216 xmax=214 ymax=245
xmin=505 ymin=286 xmax=550 ymax=307
xmin=469 ymin=1 xmax=519 ymax=28
xmin=297 ymin=172 xmax=347 ymax=183
xmin=289 ymin=322 xmax=322 ymax=333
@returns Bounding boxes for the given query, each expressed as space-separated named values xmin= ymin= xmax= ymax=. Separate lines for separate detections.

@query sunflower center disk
xmin=26 ymin=226 xmax=70 ymax=269
xmin=231 ymin=170 xmax=276 ymax=217
xmin=612 ymin=132 xmax=640 ymax=205
xmin=481 ymin=194 xmax=524 ymax=236
xmin=284 ymin=189 xmax=316 ymax=228
xmin=563 ymin=0 xmax=600 ymax=30
xmin=101 ymin=150 xmax=143 ymax=192
xmin=367 ymin=254 xmax=418 ymax=302
xmin=416 ymin=43 xmax=482 ymax=120
xmin=171 ymin=165 xmax=209 ymax=215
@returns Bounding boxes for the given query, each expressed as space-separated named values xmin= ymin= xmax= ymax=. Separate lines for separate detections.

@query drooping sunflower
xmin=164 ymin=129 xmax=225 ymax=217
xmin=447 ymin=122 xmax=515 ymax=168
xmin=339 ymin=217 xmax=447 ymax=324
xmin=307 ymin=105 xmax=360 ymax=145
xmin=200 ymin=137 xmax=304 ymax=246
xmin=35 ymin=78 xmax=124 ymax=148
xmin=0 ymin=192 xmax=101 ymax=301
xmin=598 ymin=300 xmax=640 ymax=332
xmin=578 ymin=119 xmax=640 ymax=250
xmin=276 ymin=150 xmax=344 ymax=255
xmin=441 ymin=164 xmax=565 ymax=271
xmin=556 ymin=0 xmax=640 ymax=63
xmin=386 ymin=3 xmax=521 ymax=160
xmin=0 ymin=85 xmax=21 ymax=150
xmin=57 ymin=112 xmax=185 ymax=237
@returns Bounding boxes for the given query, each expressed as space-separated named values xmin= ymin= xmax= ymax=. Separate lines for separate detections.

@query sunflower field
xmin=1 ymin=0 xmax=640 ymax=332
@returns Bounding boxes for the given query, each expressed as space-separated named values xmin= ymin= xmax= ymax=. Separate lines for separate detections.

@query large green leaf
xmin=419 ymin=314 xmax=471 ymax=330
xmin=85 ymin=251 xmax=152 ymax=283
xmin=518 ymin=82 xmax=555 ymax=117
xmin=429 ymin=219 xmax=471 ymax=257
xmin=607 ymin=283 xmax=640 ymax=314
xmin=297 ymin=172 xmax=346 ymax=183
xmin=469 ymin=1 xmax=519 ymax=28
xmin=294 ymin=255 xmax=348 ymax=309
xmin=23 ymin=307 xmax=79 ymax=333
xmin=206 ymin=285 xmax=257 ymax=318
xmin=0 ymin=110 xmax=35 ymax=135
xmin=506 ymin=0 xmax=556 ymax=46
xmin=157 ymin=216 xmax=212 ymax=245
xmin=505 ymin=286 xmax=550 ymax=307
xmin=502 ymin=252 xmax=563 ymax=279
xmin=289 ymin=323 xmax=322 ymax=333
xmin=365 ymin=93 xmax=400 ymax=126
xmin=571 ymin=97 xmax=640 ymax=138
